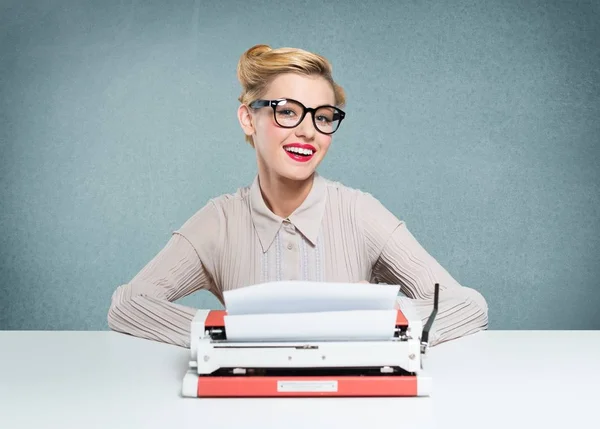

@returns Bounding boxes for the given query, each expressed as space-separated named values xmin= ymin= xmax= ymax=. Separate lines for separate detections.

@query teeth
xmin=285 ymin=147 xmax=314 ymax=156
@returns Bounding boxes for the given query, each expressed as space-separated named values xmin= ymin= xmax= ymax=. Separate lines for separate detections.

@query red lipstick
xmin=282 ymin=143 xmax=316 ymax=163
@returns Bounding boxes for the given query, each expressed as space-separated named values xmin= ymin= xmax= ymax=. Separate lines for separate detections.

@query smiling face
xmin=238 ymin=73 xmax=337 ymax=183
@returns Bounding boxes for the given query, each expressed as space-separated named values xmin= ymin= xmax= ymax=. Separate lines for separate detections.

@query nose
xmin=294 ymin=112 xmax=316 ymax=140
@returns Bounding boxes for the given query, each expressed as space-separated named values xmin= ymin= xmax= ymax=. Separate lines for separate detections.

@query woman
xmin=107 ymin=44 xmax=488 ymax=348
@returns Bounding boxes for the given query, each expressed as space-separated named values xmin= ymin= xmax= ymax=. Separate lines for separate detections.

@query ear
xmin=237 ymin=104 xmax=255 ymax=138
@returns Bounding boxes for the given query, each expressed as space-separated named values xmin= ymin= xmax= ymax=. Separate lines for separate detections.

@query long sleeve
xmin=373 ymin=223 xmax=488 ymax=346
xmin=359 ymin=192 xmax=488 ymax=346
xmin=107 ymin=233 xmax=215 ymax=348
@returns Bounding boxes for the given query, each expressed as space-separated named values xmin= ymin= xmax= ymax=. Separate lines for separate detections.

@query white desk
xmin=1 ymin=331 xmax=598 ymax=429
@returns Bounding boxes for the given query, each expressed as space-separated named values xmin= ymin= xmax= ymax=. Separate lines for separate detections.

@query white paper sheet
xmin=223 ymin=281 xmax=400 ymax=316
xmin=223 ymin=309 xmax=398 ymax=342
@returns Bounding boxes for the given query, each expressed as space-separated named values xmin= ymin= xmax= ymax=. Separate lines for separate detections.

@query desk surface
xmin=1 ymin=330 xmax=598 ymax=429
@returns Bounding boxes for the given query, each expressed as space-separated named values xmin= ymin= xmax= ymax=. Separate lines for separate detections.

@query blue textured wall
xmin=1 ymin=0 xmax=599 ymax=331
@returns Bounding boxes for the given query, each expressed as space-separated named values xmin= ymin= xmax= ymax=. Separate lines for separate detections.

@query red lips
xmin=282 ymin=143 xmax=316 ymax=163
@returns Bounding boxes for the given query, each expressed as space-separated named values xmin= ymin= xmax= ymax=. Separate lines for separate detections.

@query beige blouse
xmin=107 ymin=173 xmax=488 ymax=347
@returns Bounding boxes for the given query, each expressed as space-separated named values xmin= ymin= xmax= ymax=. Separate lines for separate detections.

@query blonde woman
xmin=107 ymin=44 xmax=488 ymax=348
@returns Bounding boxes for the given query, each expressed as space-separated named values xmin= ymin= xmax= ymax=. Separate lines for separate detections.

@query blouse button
xmin=287 ymin=243 xmax=293 ymax=250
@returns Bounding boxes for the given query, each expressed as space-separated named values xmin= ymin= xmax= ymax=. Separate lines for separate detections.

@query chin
xmin=275 ymin=152 xmax=322 ymax=182
xmin=278 ymin=168 xmax=315 ymax=182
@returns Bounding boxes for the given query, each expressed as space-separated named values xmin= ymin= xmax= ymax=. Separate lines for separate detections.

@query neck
xmin=258 ymin=171 xmax=314 ymax=219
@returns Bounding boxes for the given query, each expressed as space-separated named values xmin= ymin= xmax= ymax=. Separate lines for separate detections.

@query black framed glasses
xmin=249 ymin=98 xmax=346 ymax=135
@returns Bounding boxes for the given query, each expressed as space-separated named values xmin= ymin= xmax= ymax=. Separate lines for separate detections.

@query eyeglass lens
xmin=274 ymin=99 xmax=341 ymax=133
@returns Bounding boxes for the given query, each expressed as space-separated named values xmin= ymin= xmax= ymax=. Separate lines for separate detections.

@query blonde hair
xmin=237 ymin=44 xmax=346 ymax=146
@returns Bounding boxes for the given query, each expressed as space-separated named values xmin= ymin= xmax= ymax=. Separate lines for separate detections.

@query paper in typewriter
xmin=222 ymin=281 xmax=401 ymax=342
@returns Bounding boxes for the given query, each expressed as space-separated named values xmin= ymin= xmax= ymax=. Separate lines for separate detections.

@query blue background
xmin=1 ymin=0 xmax=599 ymax=331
